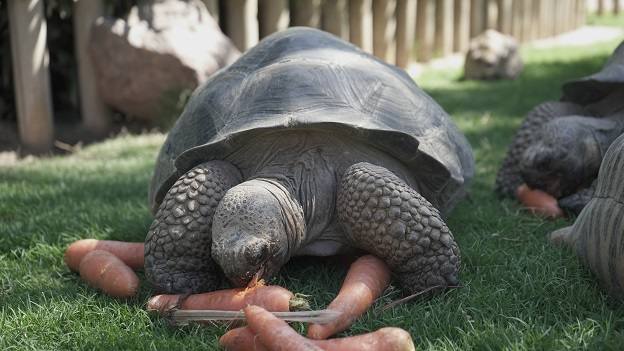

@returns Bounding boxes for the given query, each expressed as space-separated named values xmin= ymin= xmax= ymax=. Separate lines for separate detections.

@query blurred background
xmin=0 ymin=0 xmax=621 ymax=155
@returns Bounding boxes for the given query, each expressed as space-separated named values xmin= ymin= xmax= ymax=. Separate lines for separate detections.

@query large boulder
xmin=89 ymin=0 xmax=240 ymax=124
xmin=464 ymin=29 xmax=523 ymax=80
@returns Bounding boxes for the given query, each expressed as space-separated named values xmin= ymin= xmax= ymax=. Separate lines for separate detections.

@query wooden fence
xmin=596 ymin=0 xmax=622 ymax=14
xmin=6 ymin=0 xmax=594 ymax=153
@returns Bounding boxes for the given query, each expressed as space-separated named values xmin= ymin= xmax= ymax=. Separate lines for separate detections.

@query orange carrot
xmin=307 ymin=255 xmax=391 ymax=339
xmin=65 ymin=239 xmax=144 ymax=271
xmin=244 ymin=305 xmax=323 ymax=351
xmin=78 ymin=250 xmax=140 ymax=298
xmin=147 ymin=284 xmax=294 ymax=313
xmin=221 ymin=314 xmax=416 ymax=351
xmin=220 ymin=326 xmax=268 ymax=351
xmin=516 ymin=184 xmax=564 ymax=218
xmin=313 ymin=327 xmax=415 ymax=351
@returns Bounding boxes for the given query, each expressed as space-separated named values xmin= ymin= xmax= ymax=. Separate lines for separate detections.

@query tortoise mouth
xmin=226 ymin=259 xmax=278 ymax=287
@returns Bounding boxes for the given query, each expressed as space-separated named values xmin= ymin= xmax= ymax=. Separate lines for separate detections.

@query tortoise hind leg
xmin=337 ymin=162 xmax=460 ymax=295
xmin=145 ymin=161 xmax=242 ymax=294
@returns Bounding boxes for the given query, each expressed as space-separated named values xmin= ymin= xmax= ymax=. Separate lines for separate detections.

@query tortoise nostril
xmin=244 ymin=242 xmax=270 ymax=266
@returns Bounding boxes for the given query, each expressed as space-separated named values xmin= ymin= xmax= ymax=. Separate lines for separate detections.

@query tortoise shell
xmin=149 ymin=28 xmax=474 ymax=216
xmin=562 ymin=40 xmax=624 ymax=105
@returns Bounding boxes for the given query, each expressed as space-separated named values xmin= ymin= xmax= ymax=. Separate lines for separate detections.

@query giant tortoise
xmin=144 ymin=28 xmax=474 ymax=295
xmin=495 ymin=40 xmax=624 ymax=214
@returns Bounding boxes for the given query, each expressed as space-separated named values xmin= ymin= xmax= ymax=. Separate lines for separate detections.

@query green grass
xmin=587 ymin=12 xmax=624 ymax=27
xmin=2 ymin=39 xmax=624 ymax=350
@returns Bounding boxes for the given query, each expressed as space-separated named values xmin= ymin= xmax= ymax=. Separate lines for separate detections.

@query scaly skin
xmin=337 ymin=162 xmax=460 ymax=294
xmin=145 ymin=161 xmax=242 ymax=293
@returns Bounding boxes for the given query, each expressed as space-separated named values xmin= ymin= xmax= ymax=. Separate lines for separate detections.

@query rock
xmin=464 ymin=29 xmax=523 ymax=80
xmin=89 ymin=0 xmax=240 ymax=123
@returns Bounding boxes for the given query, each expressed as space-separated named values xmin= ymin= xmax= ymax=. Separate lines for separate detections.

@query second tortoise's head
xmin=519 ymin=116 xmax=616 ymax=198
xmin=211 ymin=179 xmax=305 ymax=287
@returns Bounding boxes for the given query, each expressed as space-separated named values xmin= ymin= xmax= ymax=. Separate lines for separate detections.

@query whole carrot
xmin=65 ymin=239 xmax=144 ymax=271
xmin=147 ymin=285 xmax=295 ymax=313
xmin=244 ymin=305 xmax=323 ymax=351
xmin=79 ymin=250 xmax=140 ymax=298
xmin=307 ymin=255 xmax=391 ymax=339
xmin=220 ymin=315 xmax=416 ymax=351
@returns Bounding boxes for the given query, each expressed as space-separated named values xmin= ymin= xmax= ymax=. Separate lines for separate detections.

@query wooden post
xmin=454 ymin=0 xmax=471 ymax=52
xmin=7 ymin=0 xmax=54 ymax=153
xmin=561 ymin=0 xmax=569 ymax=33
xmin=497 ymin=0 xmax=512 ymax=34
xmin=521 ymin=0 xmax=532 ymax=42
xmin=372 ymin=0 xmax=397 ymax=64
xmin=349 ymin=0 xmax=373 ymax=53
xmin=511 ymin=0 xmax=523 ymax=41
xmin=572 ymin=0 xmax=581 ymax=29
xmin=555 ymin=0 xmax=565 ymax=34
xmin=290 ymin=0 xmax=322 ymax=28
xmin=258 ymin=0 xmax=289 ymax=38
xmin=539 ymin=0 xmax=547 ymax=37
xmin=485 ymin=0 xmax=498 ymax=29
xmin=575 ymin=0 xmax=582 ymax=28
xmin=395 ymin=0 xmax=417 ymax=68
xmin=74 ymin=0 xmax=110 ymax=136
xmin=224 ymin=0 xmax=259 ymax=51
xmin=435 ymin=0 xmax=454 ymax=57
xmin=567 ymin=0 xmax=575 ymax=31
xmin=530 ymin=0 xmax=540 ymax=39
xmin=470 ymin=0 xmax=486 ymax=38
xmin=202 ymin=0 xmax=220 ymax=24
xmin=416 ymin=0 xmax=435 ymax=62
xmin=577 ymin=0 xmax=587 ymax=27
xmin=598 ymin=0 xmax=605 ymax=15
xmin=322 ymin=0 xmax=349 ymax=40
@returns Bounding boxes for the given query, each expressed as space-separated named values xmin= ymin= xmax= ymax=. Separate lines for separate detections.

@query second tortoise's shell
xmin=149 ymin=28 xmax=474 ymax=216
xmin=562 ymin=40 xmax=624 ymax=105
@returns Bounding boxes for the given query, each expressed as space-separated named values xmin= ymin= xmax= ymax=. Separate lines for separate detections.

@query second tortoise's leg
xmin=145 ymin=161 xmax=242 ymax=294
xmin=557 ymin=180 xmax=596 ymax=216
xmin=337 ymin=162 xmax=460 ymax=294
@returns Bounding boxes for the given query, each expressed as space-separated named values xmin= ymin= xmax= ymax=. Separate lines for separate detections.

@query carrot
xmin=78 ymin=250 xmax=140 ymax=298
xmin=243 ymin=305 xmax=324 ymax=351
xmin=147 ymin=284 xmax=295 ymax=313
xmin=65 ymin=239 xmax=144 ymax=271
xmin=307 ymin=255 xmax=391 ymax=339
xmin=220 ymin=315 xmax=415 ymax=351
xmin=313 ymin=327 xmax=415 ymax=351
xmin=516 ymin=184 xmax=564 ymax=218
xmin=220 ymin=326 xmax=268 ymax=351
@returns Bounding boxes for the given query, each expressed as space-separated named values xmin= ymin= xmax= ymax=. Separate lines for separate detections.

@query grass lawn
xmin=2 ymin=37 xmax=624 ymax=350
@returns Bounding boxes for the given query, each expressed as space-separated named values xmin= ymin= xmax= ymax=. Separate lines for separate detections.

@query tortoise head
xmin=211 ymin=179 xmax=305 ymax=287
xmin=519 ymin=116 xmax=614 ymax=198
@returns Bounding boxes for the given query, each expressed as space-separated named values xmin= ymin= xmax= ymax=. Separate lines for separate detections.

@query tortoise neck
xmin=251 ymin=178 xmax=307 ymax=257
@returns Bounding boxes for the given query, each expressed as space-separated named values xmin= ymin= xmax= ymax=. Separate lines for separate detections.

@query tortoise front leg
xmin=145 ymin=161 xmax=242 ymax=294
xmin=337 ymin=162 xmax=460 ymax=294
xmin=557 ymin=180 xmax=596 ymax=216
